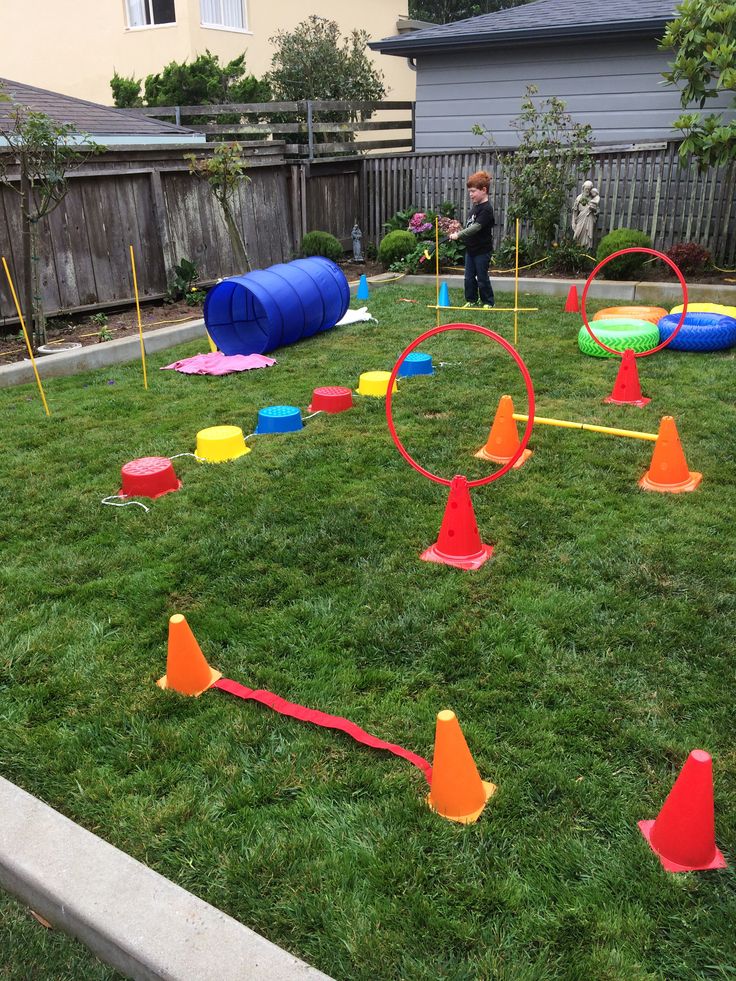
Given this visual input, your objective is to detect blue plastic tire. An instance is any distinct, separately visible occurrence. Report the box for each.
[657,313,736,352]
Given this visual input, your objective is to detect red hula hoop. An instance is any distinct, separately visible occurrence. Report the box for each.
[385,322,535,487]
[581,248,688,357]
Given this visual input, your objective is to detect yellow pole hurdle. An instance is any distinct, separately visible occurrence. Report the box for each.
[1,255,51,416]
[427,218,538,319]
[512,414,658,442]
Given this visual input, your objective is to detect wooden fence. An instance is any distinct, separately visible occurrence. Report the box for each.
[1,139,734,324]
[138,101,415,160]
[362,143,736,265]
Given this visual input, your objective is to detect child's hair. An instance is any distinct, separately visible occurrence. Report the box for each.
[467,170,491,191]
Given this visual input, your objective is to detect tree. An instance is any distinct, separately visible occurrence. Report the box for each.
[186,143,251,273]
[409,0,534,22]
[660,0,736,169]
[474,85,593,247]
[267,16,385,103]
[0,105,101,347]
[110,52,270,116]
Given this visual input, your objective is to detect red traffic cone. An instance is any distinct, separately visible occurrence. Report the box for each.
[638,750,727,872]
[564,285,579,313]
[421,475,493,571]
[603,348,651,407]
[475,395,532,468]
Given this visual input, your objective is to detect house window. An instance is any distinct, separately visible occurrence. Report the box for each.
[200,0,246,30]
[126,0,176,28]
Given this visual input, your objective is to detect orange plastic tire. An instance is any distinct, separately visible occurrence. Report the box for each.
[593,306,668,325]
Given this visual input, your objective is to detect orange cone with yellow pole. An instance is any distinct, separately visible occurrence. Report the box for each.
[639,416,702,493]
[475,395,532,468]
[157,614,222,696]
[427,710,496,823]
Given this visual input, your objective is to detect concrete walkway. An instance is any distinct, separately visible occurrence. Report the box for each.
[1,277,733,390]
[0,777,333,981]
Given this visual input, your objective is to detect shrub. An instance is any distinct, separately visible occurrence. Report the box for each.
[665,241,712,275]
[546,238,593,276]
[300,230,344,262]
[378,230,416,266]
[492,237,537,271]
[596,229,652,279]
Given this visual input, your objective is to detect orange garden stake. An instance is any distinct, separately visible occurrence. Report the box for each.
[639,416,702,493]
[157,614,222,696]
[427,710,496,823]
[638,750,727,872]
[476,395,532,468]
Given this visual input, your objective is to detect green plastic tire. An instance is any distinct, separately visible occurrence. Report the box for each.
[577,317,661,358]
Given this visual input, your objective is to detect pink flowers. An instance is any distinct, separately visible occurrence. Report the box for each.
[438,217,461,236]
[408,212,433,234]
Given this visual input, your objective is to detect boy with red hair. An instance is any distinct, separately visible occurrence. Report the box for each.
[449,170,495,308]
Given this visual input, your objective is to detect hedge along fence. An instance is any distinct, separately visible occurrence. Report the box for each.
[361,142,736,266]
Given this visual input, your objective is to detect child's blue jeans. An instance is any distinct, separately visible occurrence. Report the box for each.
[464,251,494,305]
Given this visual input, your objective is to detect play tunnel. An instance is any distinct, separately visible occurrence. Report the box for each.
[204,257,350,355]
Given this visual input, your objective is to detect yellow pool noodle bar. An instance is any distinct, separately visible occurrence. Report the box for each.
[512,414,658,442]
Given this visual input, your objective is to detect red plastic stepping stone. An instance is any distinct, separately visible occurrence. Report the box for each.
[120,456,181,499]
[308,386,353,413]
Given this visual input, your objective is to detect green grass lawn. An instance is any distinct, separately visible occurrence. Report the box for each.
[1,282,734,980]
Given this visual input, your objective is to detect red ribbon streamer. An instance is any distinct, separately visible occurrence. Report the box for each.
[213,678,432,784]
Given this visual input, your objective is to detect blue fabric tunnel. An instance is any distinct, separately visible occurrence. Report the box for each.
[204,257,350,355]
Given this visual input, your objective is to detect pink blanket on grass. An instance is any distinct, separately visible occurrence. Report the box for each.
[161,352,276,375]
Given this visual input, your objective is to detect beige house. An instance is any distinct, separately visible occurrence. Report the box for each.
[1,1,414,106]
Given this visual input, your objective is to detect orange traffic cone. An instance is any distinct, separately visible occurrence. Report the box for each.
[475,395,532,468]
[427,710,496,823]
[638,750,727,872]
[603,348,651,407]
[639,416,702,493]
[564,285,579,313]
[420,475,493,570]
[157,614,222,696]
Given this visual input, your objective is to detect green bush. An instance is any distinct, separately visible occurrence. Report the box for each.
[596,229,652,279]
[378,230,416,267]
[300,231,344,262]
[546,238,593,276]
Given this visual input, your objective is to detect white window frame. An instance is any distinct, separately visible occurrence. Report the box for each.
[125,0,177,30]
[200,0,248,33]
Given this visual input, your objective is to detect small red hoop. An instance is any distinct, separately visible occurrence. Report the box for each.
[581,248,688,357]
[385,322,535,487]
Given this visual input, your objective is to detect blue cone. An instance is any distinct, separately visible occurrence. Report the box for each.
[356,274,370,301]
[438,282,450,307]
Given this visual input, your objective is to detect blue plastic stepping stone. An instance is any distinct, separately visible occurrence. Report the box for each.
[398,351,434,377]
[255,405,303,434]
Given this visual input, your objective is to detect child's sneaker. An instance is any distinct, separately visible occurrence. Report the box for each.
[462,301,476,308]
[481,303,494,309]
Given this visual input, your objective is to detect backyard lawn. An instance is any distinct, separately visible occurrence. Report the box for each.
[0,281,734,980]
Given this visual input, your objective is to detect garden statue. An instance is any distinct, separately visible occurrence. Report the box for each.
[571,180,601,251]
[351,221,364,262]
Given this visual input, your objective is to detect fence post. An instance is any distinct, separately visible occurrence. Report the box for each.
[175,106,181,127]
[411,102,416,153]
[307,101,314,162]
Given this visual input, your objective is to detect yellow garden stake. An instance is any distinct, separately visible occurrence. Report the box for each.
[205,330,218,353]
[514,218,520,347]
[2,256,51,416]
[129,245,148,390]
[435,216,440,328]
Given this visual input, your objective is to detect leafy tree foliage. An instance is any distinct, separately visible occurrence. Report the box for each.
[110,52,270,110]
[409,0,534,22]
[266,16,385,104]
[186,143,252,272]
[660,0,736,169]
[474,85,593,247]
[0,106,101,345]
